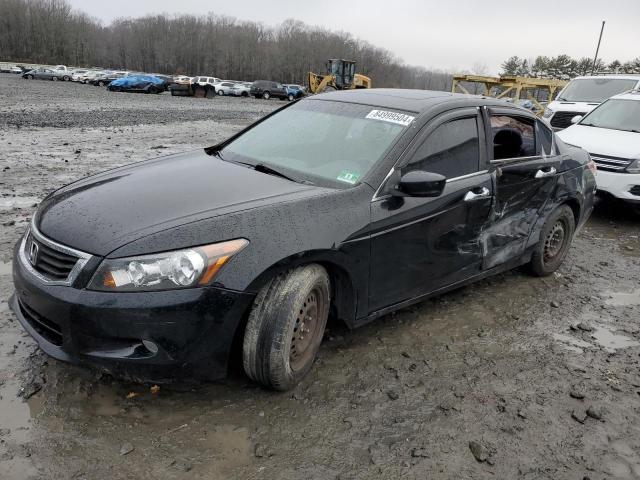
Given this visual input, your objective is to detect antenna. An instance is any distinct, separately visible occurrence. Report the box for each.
[591,21,605,75]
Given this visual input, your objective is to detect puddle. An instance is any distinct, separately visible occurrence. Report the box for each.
[605,289,640,307]
[553,333,593,353]
[590,326,640,352]
[0,197,39,210]
[0,261,12,276]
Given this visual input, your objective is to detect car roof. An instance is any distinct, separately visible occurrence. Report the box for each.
[569,75,640,82]
[312,88,514,114]
[610,90,640,101]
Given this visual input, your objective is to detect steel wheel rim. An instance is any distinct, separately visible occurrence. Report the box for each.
[290,288,323,371]
[543,220,566,262]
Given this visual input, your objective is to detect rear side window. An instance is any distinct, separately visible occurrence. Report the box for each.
[491,115,536,160]
[537,121,554,156]
[405,117,480,179]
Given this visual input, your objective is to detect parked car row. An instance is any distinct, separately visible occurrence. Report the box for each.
[15,63,309,101]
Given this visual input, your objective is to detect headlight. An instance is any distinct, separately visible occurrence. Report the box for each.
[626,159,640,174]
[543,108,554,118]
[88,239,248,292]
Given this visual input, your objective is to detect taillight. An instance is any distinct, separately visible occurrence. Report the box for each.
[587,158,597,175]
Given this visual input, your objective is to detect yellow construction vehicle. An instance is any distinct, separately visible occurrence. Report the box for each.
[307,59,372,94]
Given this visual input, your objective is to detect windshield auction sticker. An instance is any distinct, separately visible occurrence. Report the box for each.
[337,170,360,184]
[365,110,415,126]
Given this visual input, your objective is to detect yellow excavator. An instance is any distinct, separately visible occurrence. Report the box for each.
[307,59,372,94]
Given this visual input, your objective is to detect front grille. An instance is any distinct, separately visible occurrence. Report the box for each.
[590,154,633,173]
[25,234,79,280]
[550,111,584,129]
[630,185,640,196]
[19,300,63,346]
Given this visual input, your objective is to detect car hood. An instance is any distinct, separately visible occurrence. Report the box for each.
[547,100,600,114]
[557,125,640,158]
[36,150,324,256]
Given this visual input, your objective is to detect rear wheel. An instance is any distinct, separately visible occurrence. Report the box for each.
[243,264,330,391]
[287,94,295,101]
[52,76,58,81]
[63,75,70,81]
[529,205,575,276]
[262,91,271,100]
[26,74,34,79]
[98,80,105,86]
[217,89,224,95]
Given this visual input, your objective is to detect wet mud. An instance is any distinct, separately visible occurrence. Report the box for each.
[1,74,640,479]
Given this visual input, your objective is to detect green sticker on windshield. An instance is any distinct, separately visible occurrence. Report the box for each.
[337,170,360,184]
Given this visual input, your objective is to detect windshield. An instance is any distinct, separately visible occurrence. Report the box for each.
[580,98,640,132]
[558,78,638,103]
[220,100,413,188]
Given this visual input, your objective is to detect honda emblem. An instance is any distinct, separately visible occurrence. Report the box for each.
[28,240,39,266]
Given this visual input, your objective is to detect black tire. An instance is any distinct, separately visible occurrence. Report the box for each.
[63,75,70,81]
[52,76,58,81]
[243,264,330,391]
[262,91,271,100]
[217,89,224,96]
[529,205,575,276]
[241,91,248,97]
[287,94,295,101]
[27,74,34,79]
[98,80,105,86]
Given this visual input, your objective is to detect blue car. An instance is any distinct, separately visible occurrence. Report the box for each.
[284,84,306,101]
[108,75,166,94]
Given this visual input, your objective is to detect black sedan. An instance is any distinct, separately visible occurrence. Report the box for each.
[11,89,596,390]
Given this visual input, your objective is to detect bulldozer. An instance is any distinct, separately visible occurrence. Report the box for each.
[307,59,372,94]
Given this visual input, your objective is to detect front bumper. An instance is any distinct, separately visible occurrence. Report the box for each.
[595,170,640,204]
[11,241,255,382]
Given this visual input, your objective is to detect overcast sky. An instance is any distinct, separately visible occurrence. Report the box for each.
[68,0,639,74]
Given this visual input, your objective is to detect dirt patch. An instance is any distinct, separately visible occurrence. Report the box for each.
[1,74,640,479]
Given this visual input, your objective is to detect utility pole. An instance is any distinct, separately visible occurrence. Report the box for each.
[591,21,605,75]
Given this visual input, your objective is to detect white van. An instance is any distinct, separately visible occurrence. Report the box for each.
[544,75,640,130]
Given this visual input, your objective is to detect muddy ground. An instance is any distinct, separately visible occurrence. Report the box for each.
[1,73,639,480]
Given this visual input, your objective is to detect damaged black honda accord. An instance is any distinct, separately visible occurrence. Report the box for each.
[11,89,596,390]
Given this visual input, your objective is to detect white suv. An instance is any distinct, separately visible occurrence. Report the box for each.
[557,91,640,205]
[544,75,640,130]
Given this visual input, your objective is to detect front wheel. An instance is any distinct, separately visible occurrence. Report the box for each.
[529,205,575,276]
[63,75,70,81]
[262,91,271,100]
[217,89,224,96]
[287,94,295,101]
[52,76,58,81]
[243,264,330,391]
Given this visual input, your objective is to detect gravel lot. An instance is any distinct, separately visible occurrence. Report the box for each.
[1,73,640,480]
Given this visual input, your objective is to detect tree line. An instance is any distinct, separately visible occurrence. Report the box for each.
[0,0,455,90]
[501,55,640,79]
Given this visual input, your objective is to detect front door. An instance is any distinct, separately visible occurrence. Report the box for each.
[368,109,492,313]
[481,108,563,268]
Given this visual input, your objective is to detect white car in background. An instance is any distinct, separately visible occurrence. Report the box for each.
[229,82,252,97]
[544,75,640,130]
[216,81,237,95]
[558,91,640,207]
[193,76,222,92]
[71,69,89,82]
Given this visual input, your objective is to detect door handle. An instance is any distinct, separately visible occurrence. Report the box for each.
[534,167,557,178]
[464,187,491,202]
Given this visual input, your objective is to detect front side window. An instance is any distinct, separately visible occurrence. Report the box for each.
[579,99,640,133]
[491,115,536,160]
[221,100,412,188]
[405,117,480,179]
[558,78,638,103]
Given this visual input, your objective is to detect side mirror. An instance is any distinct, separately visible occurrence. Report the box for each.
[390,170,446,197]
[570,115,583,125]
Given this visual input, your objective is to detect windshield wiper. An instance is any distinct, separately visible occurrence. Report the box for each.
[253,163,297,182]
